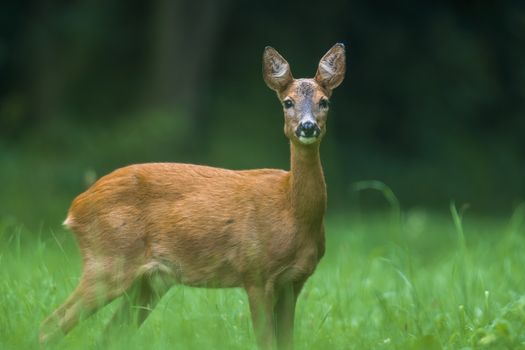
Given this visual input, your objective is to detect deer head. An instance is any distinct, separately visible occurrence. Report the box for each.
[263,43,346,146]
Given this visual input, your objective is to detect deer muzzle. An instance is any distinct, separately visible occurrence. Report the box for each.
[296,121,321,144]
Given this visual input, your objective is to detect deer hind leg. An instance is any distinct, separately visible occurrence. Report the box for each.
[105,267,172,332]
[39,258,137,345]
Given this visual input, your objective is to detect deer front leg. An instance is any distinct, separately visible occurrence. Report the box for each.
[274,284,295,350]
[245,285,276,350]
[274,280,305,350]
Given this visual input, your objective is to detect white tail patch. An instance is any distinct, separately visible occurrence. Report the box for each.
[62,215,74,228]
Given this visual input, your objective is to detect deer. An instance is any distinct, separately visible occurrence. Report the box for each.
[39,43,346,349]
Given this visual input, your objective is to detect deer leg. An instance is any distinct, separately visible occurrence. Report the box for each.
[245,284,276,350]
[274,279,306,350]
[39,283,85,344]
[274,284,296,350]
[106,278,152,330]
[39,268,135,345]
[106,271,171,331]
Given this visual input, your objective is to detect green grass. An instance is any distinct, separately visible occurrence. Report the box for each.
[1,205,525,350]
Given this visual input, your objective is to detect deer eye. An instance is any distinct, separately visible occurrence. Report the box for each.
[319,98,329,109]
[283,100,294,109]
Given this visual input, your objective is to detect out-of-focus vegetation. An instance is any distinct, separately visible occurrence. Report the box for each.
[1,1,524,227]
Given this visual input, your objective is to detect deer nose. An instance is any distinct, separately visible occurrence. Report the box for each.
[296,121,320,138]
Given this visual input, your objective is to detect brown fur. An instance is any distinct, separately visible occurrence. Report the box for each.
[39,44,346,350]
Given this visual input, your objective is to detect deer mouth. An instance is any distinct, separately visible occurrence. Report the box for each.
[298,135,318,144]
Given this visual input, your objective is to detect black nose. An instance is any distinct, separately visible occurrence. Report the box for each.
[297,121,320,138]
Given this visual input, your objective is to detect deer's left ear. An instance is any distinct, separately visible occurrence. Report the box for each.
[315,43,346,91]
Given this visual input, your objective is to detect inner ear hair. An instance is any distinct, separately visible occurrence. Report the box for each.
[315,43,346,91]
[263,46,293,91]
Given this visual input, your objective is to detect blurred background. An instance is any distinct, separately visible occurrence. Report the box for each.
[0,0,524,228]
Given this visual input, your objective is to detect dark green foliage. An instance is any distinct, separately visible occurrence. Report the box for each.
[0,1,524,220]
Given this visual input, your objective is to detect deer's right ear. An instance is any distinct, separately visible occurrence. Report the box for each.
[263,47,293,92]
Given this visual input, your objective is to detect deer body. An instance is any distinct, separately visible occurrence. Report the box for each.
[68,160,324,289]
[40,44,345,349]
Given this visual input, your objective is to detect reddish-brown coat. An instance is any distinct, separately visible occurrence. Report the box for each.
[67,161,323,289]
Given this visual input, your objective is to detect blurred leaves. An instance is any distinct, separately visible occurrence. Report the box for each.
[0,0,524,222]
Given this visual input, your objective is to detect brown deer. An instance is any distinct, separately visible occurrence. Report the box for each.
[39,43,346,349]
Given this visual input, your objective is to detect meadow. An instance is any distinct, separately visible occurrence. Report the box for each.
[1,197,524,350]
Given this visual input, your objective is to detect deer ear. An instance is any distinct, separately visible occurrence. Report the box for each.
[263,46,293,92]
[315,43,346,91]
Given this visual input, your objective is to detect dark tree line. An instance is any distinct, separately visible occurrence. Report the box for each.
[1,0,524,212]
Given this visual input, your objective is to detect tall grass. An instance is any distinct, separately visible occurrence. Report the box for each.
[1,203,525,349]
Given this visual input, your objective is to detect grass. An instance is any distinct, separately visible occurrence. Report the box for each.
[1,204,525,349]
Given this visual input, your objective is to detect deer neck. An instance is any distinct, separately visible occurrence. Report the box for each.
[289,142,327,228]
